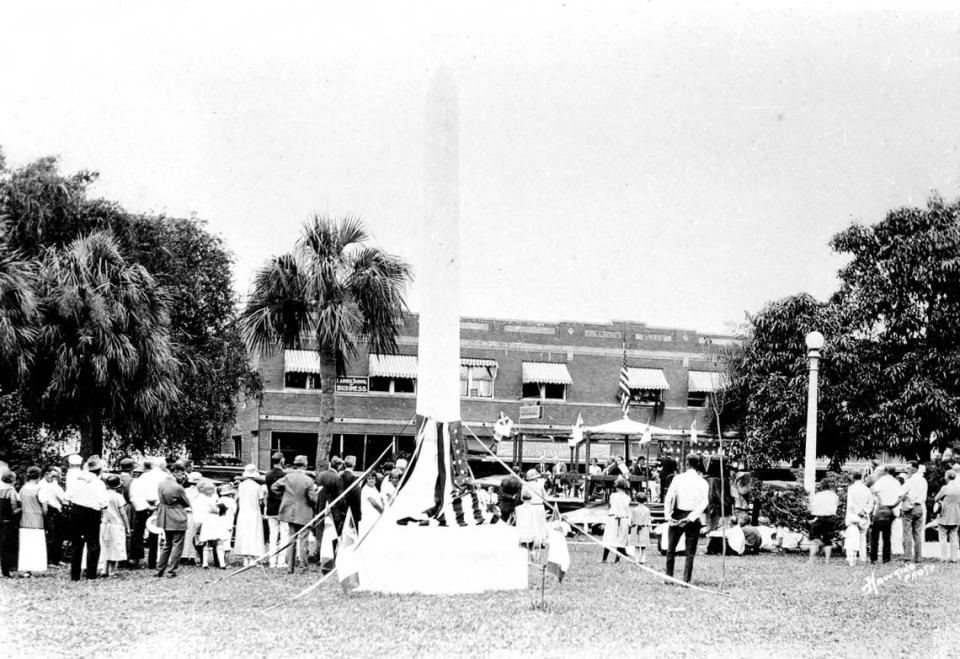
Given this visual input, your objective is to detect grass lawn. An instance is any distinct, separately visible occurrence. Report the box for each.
[1,542,956,658]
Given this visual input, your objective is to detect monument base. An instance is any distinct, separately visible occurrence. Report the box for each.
[356,522,528,594]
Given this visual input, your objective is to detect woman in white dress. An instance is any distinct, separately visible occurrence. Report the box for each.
[359,473,384,538]
[182,472,202,563]
[516,469,548,549]
[233,466,265,566]
[18,467,47,574]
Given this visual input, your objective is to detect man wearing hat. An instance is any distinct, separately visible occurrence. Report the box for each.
[129,458,166,569]
[272,455,318,574]
[64,455,108,581]
[154,466,191,578]
[340,455,363,530]
[117,457,136,503]
[264,452,289,569]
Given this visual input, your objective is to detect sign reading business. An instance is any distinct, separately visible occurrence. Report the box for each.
[335,376,369,393]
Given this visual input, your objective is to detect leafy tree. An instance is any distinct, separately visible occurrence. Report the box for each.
[0,154,260,459]
[119,215,261,459]
[241,215,412,468]
[830,195,960,457]
[727,293,865,469]
[0,390,66,475]
[27,231,181,455]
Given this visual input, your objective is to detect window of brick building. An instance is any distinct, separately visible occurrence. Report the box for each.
[460,364,496,398]
[369,376,416,394]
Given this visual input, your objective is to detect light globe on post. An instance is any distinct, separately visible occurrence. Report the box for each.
[803,330,824,493]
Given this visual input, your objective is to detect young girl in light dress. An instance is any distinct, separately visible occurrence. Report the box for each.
[600,478,631,563]
[196,481,235,569]
[628,492,652,564]
[233,467,266,566]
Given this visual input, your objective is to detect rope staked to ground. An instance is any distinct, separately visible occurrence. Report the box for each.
[463,423,728,597]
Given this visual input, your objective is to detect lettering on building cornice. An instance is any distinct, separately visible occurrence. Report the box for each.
[504,324,556,335]
[585,329,622,339]
[636,332,674,342]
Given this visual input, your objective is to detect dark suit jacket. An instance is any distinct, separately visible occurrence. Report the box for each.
[273,470,317,526]
[340,469,362,525]
[156,478,191,531]
[315,468,345,531]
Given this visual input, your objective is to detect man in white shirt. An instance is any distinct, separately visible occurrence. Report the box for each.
[900,461,928,563]
[64,455,108,581]
[870,465,903,564]
[128,458,167,569]
[38,466,68,565]
[807,480,840,564]
[663,454,709,583]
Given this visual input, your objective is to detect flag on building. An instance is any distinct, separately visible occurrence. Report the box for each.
[336,509,360,592]
[568,412,584,448]
[618,350,631,414]
[546,527,570,582]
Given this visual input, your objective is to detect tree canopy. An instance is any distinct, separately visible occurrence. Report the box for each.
[728,195,960,468]
[0,150,259,462]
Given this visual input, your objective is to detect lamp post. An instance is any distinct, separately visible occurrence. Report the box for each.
[804,331,825,494]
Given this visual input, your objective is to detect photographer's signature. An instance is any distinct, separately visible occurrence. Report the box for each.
[861,563,936,595]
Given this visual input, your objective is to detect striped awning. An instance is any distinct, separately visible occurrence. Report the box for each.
[369,354,418,379]
[522,361,573,385]
[625,367,670,390]
[284,350,321,374]
[688,370,729,393]
[460,357,499,368]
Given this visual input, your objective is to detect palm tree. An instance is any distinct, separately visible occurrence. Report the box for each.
[31,231,181,455]
[241,215,412,468]
[0,249,38,387]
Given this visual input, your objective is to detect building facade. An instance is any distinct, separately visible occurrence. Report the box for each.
[228,315,738,471]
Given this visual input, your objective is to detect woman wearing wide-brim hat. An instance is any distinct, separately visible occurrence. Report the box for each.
[233,465,266,566]
[516,469,548,550]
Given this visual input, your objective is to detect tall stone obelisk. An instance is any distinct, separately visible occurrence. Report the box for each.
[416,68,461,423]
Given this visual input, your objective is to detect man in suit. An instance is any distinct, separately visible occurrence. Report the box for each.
[272,455,318,573]
[155,465,191,578]
[340,455,363,529]
[264,452,288,569]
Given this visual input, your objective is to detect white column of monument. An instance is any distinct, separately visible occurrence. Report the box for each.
[416,67,461,423]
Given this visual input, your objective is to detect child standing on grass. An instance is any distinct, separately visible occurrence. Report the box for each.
[99,474,129,577]
[600,478,631,563]
[629,492,652,564]
[195,480,225,568]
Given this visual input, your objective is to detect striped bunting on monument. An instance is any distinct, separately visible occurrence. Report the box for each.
[396,417,496,527]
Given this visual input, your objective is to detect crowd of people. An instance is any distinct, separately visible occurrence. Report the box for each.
[0,451,412,580]
[808,451,960,567]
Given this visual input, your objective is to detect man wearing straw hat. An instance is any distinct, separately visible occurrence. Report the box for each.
[154,465,191,578]
[271,455,318,574]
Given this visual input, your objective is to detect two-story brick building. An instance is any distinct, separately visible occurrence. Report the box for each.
[228,314,738,472]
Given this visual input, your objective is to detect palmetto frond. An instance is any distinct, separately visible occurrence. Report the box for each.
[33,230,181,422]
[347,247,412,355]
[0,249,39,379]
[240,253,314,355]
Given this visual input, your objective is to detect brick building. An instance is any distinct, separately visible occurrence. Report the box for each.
[228,314,738,472]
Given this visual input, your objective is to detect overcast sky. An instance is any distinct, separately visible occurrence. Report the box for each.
[2,2,958,333]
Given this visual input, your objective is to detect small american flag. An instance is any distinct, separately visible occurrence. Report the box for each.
[618,350,631,414]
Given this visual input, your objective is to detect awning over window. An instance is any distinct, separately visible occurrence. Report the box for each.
[369,354,418,379]
[460,357,499,368]
[522,361,573,385]
[625,367,670,390]
[688,370,729,393]
[284,350,321,374]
